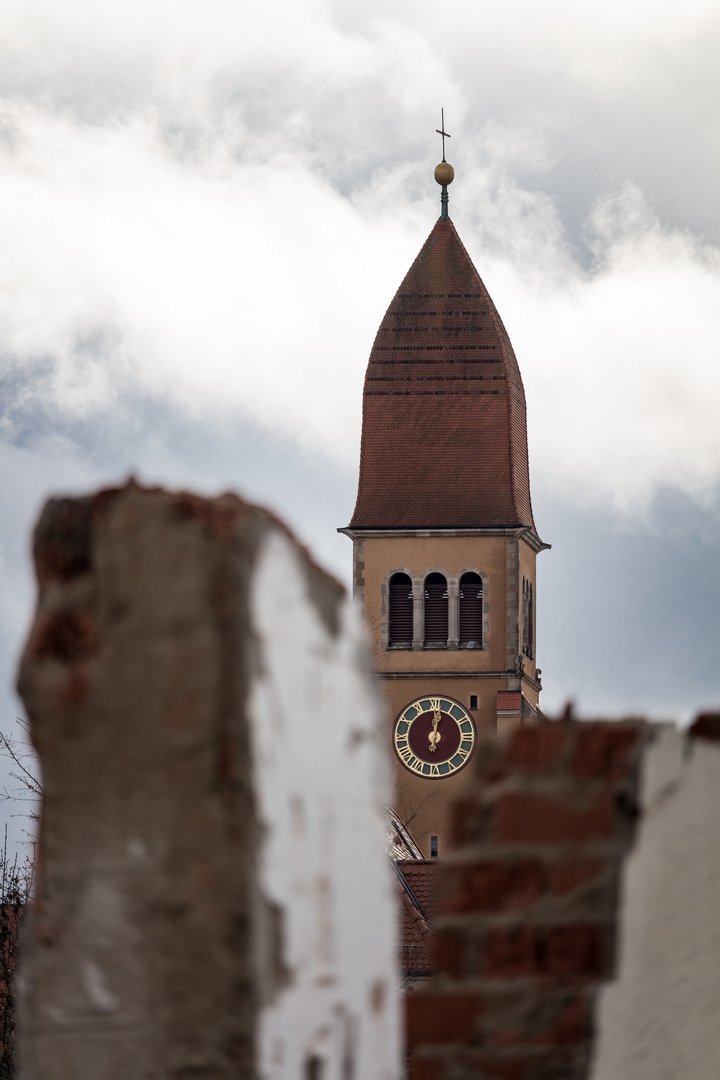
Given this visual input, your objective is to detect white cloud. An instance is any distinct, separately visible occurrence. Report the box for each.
[1,0,719,811]
[493,183,720,511]
[0,0,718,518]
[2,99,720,515]
[0,103,424,445]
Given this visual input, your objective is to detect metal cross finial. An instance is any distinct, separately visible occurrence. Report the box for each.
[436,109,451,162]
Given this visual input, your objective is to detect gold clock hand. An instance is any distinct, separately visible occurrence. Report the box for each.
[429,709,442,752]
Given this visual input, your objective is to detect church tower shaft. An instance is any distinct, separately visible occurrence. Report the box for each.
[341,159,548,857]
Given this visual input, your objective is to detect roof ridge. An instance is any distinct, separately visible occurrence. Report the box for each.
[392,859,429,923]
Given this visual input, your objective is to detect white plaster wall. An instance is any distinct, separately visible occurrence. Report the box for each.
[591,724,720,1080]
[249,530,400,1080]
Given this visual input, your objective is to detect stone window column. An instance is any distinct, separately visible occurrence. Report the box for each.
[380,577,389,651]
[412,576,424,651]
[447,578,459,649]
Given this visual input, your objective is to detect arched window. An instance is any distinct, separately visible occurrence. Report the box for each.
[388,573,413,646]
[459,572,483,647]
[522,578,534,658]
[424,573,448,646]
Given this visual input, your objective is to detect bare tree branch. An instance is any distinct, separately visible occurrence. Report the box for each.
[0,825,33,1078]
[0,720,42,824]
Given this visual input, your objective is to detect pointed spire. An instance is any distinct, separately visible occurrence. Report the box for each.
[349,218,536,531]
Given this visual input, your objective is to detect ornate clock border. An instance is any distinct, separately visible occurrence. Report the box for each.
[393,695,476,779]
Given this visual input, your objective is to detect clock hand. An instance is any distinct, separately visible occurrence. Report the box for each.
[429,709,441,752]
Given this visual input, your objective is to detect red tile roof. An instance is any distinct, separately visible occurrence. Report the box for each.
[396,860,437,977]
[399,859,437,918]
[496,691,522,712]
[349,218,535,530]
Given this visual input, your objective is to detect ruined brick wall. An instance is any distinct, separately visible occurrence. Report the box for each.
[17,482,400,1080]
[406,721,646,1080]
[15,480,720,1080]
[589,719,720,1080]
[406,716,720,1080]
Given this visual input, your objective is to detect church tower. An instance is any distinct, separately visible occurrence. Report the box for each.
[340,148,549,857]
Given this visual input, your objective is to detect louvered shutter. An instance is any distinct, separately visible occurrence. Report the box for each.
[527,583,533,658]
[424,573,448,645]
[389,573,413,645]
[459,572,483,646]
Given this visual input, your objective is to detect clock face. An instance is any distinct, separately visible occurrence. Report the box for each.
[393,696,476,779]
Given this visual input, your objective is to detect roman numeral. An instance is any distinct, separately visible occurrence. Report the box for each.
[397,744,422,771]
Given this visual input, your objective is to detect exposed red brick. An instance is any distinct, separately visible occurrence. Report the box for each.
[406,992,483,1047]
[506,726,567,772]
[572,725,640,781]
[476,1064,526,1080]
[543,927,603,978]
[474,1050,584,1080]
[348,218,536,530]
[483,925,603,980]
[430,932,464,977]
[548,859,606,896]
[31,612,99,665]
[437,860,543,915]
[34,497,96,584]
[529,994,592,1046]
[407,720,645,1070]
[406,1059,445,1080]
[171,490,249,540]
[468,1055,541,1080]
[484,927,536,977]
[494,792,615,844]
[473,739,515,785]
[458,1050,586,1080]
[484,992,592,1049]
[59,668,90,708]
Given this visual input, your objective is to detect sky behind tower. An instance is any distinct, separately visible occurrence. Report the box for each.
[1,0,719,839]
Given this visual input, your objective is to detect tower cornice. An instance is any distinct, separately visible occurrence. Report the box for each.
[338,525,550,554]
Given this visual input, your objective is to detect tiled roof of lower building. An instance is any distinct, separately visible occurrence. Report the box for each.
[395,859,437,979]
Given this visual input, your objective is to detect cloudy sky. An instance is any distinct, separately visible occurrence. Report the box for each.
[1,0,719,836]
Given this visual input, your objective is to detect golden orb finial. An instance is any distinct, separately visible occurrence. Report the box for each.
[434,161,455,186]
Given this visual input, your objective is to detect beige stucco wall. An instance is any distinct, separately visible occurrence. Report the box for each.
[350,531,539,856]
[358,534,535,674]
[385,674,508,858]
[591,726,720,1080]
